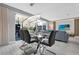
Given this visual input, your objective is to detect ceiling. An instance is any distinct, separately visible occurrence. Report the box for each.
[4,3,79,21]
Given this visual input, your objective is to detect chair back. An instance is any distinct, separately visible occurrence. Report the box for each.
[48,31,56,46]
[20,29,31,43]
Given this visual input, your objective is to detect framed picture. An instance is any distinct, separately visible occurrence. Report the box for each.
[59,24,70,31]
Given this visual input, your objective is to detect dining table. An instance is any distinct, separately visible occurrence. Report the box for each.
[30,32,50,54]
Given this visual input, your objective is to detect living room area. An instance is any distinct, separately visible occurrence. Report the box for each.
[0,3,79,55]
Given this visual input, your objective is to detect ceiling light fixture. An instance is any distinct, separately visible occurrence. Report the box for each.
[30,3,35,6]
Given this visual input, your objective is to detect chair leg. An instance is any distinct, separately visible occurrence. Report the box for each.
[39,45,56,55]
[46,49,56,55]
[34,41,41,54]
[39,45,46,55]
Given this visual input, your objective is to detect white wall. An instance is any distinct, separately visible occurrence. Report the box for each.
[7,8,15,42]
[56,19,75,34]
[5,3,79,21]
